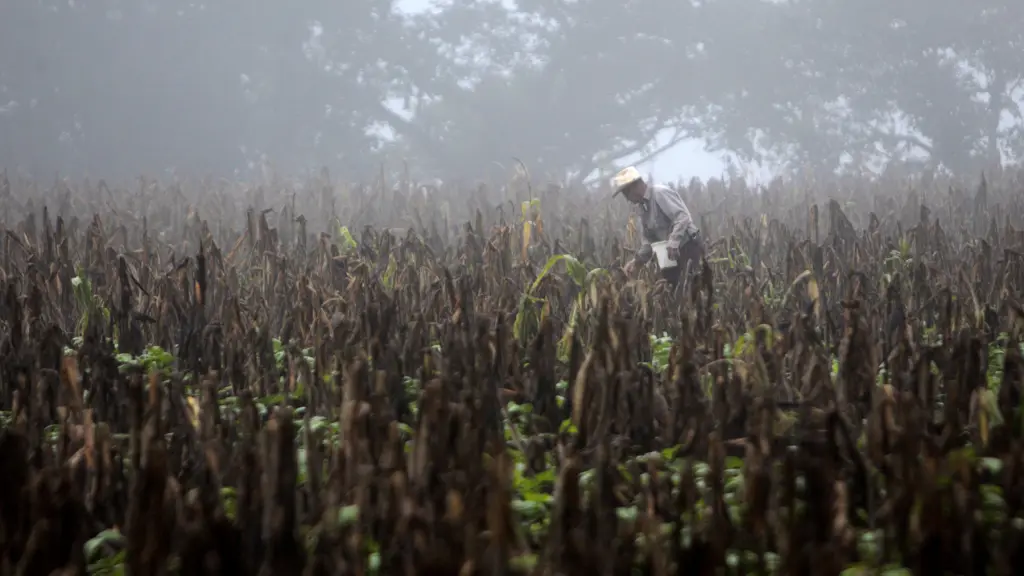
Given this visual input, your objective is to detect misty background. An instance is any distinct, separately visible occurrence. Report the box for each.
[1,0,1021,186]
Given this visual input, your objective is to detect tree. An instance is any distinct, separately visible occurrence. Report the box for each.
[387,0,711,184]
[694,0,1024,175]
[404,0,1024,179]
[4,0,1021,181]
[0,0,428,179]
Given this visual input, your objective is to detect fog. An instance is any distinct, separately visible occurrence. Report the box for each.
[2,0,1022,185]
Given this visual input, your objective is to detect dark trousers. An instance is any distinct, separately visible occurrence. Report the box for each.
[661,234,705,288]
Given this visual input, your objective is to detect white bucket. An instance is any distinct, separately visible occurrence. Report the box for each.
[651,240,677,269]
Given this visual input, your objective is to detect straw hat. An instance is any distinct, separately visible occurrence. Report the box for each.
[611,166,642,196]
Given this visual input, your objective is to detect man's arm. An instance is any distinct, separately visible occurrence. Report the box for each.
[653,186,695,250]
[635,239,653,265]
[624,239,652,275]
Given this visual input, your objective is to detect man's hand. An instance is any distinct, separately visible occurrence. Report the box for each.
[667,245,680,262]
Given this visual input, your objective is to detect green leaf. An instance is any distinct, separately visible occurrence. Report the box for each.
[733,332,750,357]
[980,457,1004,474]
[381,253,398,290]
[726,551,739,567]
[297,447,308,485]
[511,499,547,519]
[522,492,553,504]
[564,257,587,288]
[520,198,541,222]
[308,415,328,434]
[559,418,577,435]
[510,553,538,573]
[981,484,1005,509]
[331,219,358,253]
[88,550,126,575]
[513,293,544,343]
[556,302,580,363]
[648,333,675,373]
[221,486,238,520]
[85,529,124,561]
[338,504,360,526]
[530,254,586,294]
[584,267,610,287]
[616,506,638,522]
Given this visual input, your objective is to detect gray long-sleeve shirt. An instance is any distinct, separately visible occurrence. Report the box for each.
[634,184,698,265]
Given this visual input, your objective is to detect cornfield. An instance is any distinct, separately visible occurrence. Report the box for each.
[2,168,1024,575]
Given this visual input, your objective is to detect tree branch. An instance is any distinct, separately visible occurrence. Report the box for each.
[582,126,691,186]
[870,127,934,155]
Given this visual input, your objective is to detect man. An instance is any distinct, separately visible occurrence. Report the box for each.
[612,166,704,287]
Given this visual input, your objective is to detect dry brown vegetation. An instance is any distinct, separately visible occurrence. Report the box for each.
[2,168,1024,575]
